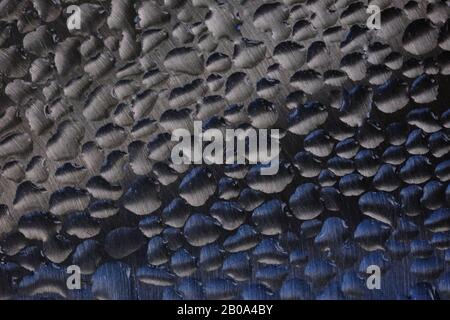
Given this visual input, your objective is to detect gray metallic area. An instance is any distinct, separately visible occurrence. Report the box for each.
[0,0,450,300]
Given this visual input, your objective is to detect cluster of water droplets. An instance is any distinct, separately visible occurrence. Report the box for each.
[0,0,450,299]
